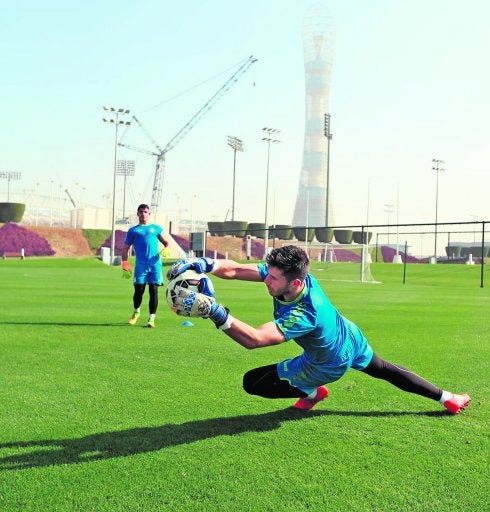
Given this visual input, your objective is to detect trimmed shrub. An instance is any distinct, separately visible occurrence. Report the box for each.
[352,231,373,244]
[207,221,225,237]
[315,227,334,243]
[0,223,54,256]
[248,223,266,239]
[271,224,293,240]
[0,203,26,223]
[293,227,315,242]
[83,229,111,253]
[223,221,248,237]
[334,229,353,244]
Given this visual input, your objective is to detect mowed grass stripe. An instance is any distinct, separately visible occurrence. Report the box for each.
[0,258,488,512]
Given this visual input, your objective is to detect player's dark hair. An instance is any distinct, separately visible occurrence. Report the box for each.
[137,204,150,212]
[266,245,309,281]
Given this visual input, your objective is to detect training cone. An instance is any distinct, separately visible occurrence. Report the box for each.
[182,320,194,327]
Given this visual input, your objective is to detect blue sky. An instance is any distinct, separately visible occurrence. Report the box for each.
[1,0,488,228]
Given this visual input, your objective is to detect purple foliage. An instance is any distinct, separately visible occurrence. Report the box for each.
[172,234,229,258]
[171,234,190,253]
[242,238,264,260]
[0,223,55,256]
[333,248,361,262]
[381,245,422,263]
[98,230,127,256]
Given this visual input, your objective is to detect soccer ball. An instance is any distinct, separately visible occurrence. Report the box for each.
[166,269,215,313]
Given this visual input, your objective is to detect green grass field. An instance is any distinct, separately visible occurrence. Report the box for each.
[0,258,488,511]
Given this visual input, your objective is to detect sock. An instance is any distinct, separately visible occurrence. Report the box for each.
[149,314,155,321]
[439,390,452,404]
[134,308,140,314]
[306,389,318,400]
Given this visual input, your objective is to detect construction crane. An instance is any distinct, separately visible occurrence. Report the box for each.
[119,55,257,213]
[65,189,76,208]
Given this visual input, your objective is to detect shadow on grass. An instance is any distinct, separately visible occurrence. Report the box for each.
[0,408,445,471]
[1,321,130,327]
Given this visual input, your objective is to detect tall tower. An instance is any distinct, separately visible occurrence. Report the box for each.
[292,3,335,228]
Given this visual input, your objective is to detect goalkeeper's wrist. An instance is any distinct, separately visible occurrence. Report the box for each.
[209,302,232,330]
[197,257,217,274]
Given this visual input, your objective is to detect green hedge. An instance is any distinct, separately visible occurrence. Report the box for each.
[334,229,353,244]
[83,229,111,252]
[315,227,334,243]
[0,203,25,223]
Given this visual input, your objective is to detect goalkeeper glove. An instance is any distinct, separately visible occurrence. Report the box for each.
[121,260,132,279]
[166,257,216,280]
[171,289,232,330]
[122,260,132,272]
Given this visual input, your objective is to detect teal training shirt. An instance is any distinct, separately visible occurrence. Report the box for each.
[258,264,373,389]
[125,223,163,267]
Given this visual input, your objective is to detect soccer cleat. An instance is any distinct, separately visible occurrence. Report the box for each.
[443,393,471,415]
[146,319,155,328]
[292,386,329,411]
[128,312,140,325]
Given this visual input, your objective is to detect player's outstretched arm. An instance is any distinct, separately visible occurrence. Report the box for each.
[167,257,261,282]
[170,289,284,349]
[221,318,285,349]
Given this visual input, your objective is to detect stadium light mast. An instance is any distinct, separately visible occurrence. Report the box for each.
[227,135,244,221]
[262,127,281,258]
[432,158,445,264]
[384,204,394,246]
[324,113,333,227]
[116,159,135,223]
[0,171,22,202]
[102,107,131,264]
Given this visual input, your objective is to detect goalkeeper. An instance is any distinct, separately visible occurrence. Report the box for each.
[121,204,170,328]
[167,245,470,414]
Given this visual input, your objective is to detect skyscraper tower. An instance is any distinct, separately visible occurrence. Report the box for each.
[292,3,335,228]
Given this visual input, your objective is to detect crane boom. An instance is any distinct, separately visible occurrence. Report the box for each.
[64,189,76,208]
[162,55,257,154]
[132,116,164,154]
[150,55,257,212]
[118,143,159,157]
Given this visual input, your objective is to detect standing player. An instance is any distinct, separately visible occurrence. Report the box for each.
[167,245,471,414]
[122,204,170,328]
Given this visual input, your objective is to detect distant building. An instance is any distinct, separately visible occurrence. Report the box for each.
[292,3,335,228]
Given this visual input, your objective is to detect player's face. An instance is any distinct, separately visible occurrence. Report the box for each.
[137,207,150,224]
[264,266,296,299]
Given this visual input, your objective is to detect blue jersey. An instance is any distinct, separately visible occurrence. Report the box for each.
[258,264,373,393]
[125,223,164,285]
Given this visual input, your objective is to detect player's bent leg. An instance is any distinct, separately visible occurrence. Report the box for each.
[243,364,306,399]
[148,283,159,314]
[132,284,146,309]
[362,353,471,413]
[129,284,146,324]
[147,284,159,327]
[361,353,442,399]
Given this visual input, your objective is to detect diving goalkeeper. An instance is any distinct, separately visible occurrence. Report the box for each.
[167,245,470,414]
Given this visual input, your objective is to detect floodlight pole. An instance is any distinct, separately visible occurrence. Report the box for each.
[324,113,333,227]
[384,204,394,246]
[103,107,131,264]
[261,127,281,258]
[116,159,135,222]
[0,171,22,202]
[227,135,244,221]
[432,158,445,263]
